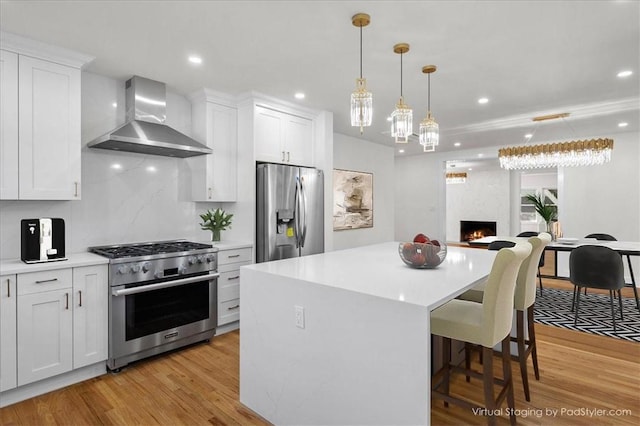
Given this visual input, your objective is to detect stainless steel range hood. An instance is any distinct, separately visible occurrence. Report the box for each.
[88,76,211,158]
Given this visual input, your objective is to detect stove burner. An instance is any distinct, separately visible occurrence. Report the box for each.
[89,240,213,259]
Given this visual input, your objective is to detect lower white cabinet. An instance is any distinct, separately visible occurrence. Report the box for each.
[217,246,252,328]
[14,265,107,387]
[0,275,17,391]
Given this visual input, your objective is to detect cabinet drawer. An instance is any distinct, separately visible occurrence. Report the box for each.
[218,273,239,302]
[18,268,72,295]
[217,248,252,265]
[218,298,240,325]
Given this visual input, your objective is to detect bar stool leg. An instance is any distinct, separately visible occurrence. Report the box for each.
[502,336,516,426]
[516,310,530,401]
[527,304,540,380]
[482,346,496,426]
[443,337,451,407]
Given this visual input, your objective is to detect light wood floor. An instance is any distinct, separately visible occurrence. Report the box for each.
[2,277,639,426]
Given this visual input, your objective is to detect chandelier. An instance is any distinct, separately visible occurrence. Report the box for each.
[446,172,467,184]
[498,112,614,170]
[350,13,372,134]
[419,65,438,152]
[391,43,412,143]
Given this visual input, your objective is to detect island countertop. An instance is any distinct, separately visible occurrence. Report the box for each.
[241,241,497,309]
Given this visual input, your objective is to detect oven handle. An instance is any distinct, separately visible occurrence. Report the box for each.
[112,272,220,297]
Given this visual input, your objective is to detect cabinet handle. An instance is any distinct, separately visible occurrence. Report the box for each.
[78,290,83,307]
[74,182,79,197]
[208,187,212,199]
[287,151,290,162]
[282,151,286,162]
[6,279,10,298]
[227,304,240,310]
[227,275,240,281]
[65,293,69,310]
[35,278,58,284]
[227,254,240,258]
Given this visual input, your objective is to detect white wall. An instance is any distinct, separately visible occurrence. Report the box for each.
[332,133,394,250]
[0,72,216,260]
[446,169,510,242]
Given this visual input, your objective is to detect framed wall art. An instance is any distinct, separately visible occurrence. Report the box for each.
[333,169,373,231]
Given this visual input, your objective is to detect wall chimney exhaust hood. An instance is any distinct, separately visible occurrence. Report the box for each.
[88,76,212,158]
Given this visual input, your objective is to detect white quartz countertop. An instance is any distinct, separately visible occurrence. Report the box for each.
[207,241,253,251]
[0,252,109,275]
[242,242,497,309]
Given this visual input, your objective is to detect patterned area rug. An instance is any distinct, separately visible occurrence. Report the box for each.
[534,287,640,343]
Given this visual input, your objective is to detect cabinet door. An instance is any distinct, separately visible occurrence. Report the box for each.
[0,50,19,200]
[254,106,285,163]
[191,102,238,202]
[72,265,108,368]
[0,275,17,391]
[284,114,313,167]
[18,55,81,200]
[17,289,73,385]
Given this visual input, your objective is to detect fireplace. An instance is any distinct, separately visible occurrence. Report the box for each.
[460,220,497,242]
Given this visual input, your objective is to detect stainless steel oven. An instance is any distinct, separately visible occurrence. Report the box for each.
[90,240,218,371]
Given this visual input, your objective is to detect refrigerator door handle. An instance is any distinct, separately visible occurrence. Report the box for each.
[294,177,301,248]
[300,177,308,247]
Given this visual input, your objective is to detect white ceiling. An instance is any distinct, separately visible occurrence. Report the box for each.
[1,0,638,158]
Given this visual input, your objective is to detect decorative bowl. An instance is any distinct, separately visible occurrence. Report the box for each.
[398,241,447,269]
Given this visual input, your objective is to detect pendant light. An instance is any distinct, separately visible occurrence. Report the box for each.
[350,13,372,134]
[391,43,412,144]
[419,65,439,152]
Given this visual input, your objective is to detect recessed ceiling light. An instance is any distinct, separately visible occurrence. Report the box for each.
[110,163,122,170]
[398,149,405,153]
[454,142,461,147]
[477,97,489,104]
[146,166,157,173]
[294,92,305,99]
[188,56,202,65]
[478,153,484,157]
[468,168,473,171]
[386,116,392,122]
[617,70,633,78]
[112,102,117,108]
[525,133,533,139]
[618,122,628,127]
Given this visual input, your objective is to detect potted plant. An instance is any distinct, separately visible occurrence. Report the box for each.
[199,208,233,242]
[525,193,556,235]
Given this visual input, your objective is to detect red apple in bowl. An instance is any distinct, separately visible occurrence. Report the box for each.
[413,233,430,244]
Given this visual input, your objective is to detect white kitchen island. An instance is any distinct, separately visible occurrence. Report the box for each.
[239,242,497,425]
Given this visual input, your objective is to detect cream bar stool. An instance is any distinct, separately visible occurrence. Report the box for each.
[431,243,531,426]
[459,233,551,402]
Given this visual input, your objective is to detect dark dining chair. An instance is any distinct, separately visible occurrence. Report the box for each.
[517,232,545,293]
[488,240,516,251]
[584,233,639,313]
[569,245,625,333]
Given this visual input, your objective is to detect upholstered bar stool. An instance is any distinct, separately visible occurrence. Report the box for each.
[458,233,551,402]
[517,231,546,293]
[431,243,531,426]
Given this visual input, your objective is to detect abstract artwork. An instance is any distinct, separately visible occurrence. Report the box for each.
[333,169,373,230]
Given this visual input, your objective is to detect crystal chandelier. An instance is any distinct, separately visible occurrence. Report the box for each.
[350,13,372,134]
[419,65,438,152]
[498,113,614,170]
[391,43,412,143]
[446,172,467,184]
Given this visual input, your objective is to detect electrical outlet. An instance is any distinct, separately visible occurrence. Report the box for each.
[294,305,305,329]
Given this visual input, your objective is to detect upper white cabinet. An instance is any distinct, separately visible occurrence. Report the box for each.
[0,32,92,200]
[254,105,313,167]
[0,275,17,392]
[188,89,238,202]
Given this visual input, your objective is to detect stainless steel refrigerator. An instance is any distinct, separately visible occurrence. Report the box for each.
[256,163,324,263]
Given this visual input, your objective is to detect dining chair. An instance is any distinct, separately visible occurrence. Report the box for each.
[431,242,531,425]
[583,233,639,312]
[570,245,625,333]
[517,231,545,293]
[459,233,551,402]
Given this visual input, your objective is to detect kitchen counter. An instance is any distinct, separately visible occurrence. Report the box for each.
[0,252,109,275]
[239,242,497,425]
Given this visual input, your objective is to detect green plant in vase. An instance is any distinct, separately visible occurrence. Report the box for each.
[199,208,233,242]
[525,193,557,236]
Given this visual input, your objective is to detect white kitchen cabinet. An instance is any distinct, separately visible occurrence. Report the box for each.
[0,275,17,392]
[188,90,238,202]
[72,265,108,369]
[0,33,91,201]
[17,269,73,386]
[0,50,19,199]
[217,246,252,329]
[254,105,313,167]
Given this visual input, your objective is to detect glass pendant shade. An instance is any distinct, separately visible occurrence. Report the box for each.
[419,112,438,152]
[391,97,413,143]
[351,78,373,134]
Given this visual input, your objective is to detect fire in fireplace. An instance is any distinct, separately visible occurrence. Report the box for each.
[460,220,497,242]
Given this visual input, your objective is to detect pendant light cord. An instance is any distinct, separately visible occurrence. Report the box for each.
[400,52,404,98]
[359,25,363,79]
[427,73,431,112]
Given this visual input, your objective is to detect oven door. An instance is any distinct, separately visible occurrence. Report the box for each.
[110,272,218,360]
